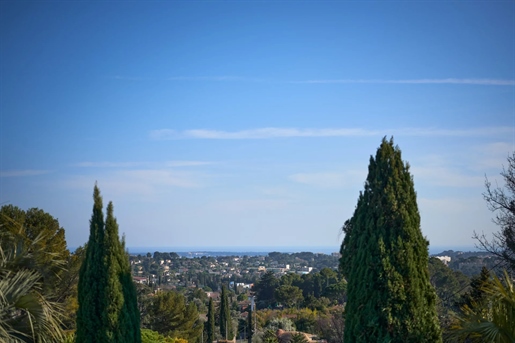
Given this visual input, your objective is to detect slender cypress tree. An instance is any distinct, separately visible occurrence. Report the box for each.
[105,202,141,342]
[207,297,215,343]
[77,186,141,343]
[247,305,253,343]
[76,185,107,343]
[219,285,233,340]
[340,137,442,342]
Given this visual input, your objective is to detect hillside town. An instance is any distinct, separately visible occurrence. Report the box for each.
[129,251,341,291]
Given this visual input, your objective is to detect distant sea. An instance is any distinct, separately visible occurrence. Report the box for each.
[119,245,480,257]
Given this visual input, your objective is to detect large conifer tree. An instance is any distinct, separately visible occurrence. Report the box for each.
[340,137,441,343]
[76,185,141,343]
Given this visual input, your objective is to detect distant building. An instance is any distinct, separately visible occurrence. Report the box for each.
[132,276,148,284]
[435,256,451,265]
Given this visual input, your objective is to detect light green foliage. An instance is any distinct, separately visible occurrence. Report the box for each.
[266,317,295,331]
[0,206,82,331]
[146,290,202,342]
[141,328,186,343]
[449,270,515,342]
[76,186,141,343]
[0,228,65,342]
[340,137,442,342]
[0,205,69,294]
[289,333,309,343]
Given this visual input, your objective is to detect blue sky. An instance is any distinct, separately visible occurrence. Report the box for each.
[1,1,514,251]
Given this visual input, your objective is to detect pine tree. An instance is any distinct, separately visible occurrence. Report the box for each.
[76,185,141,343]
[340,137,442,343]
[207,297,215,343]
[219,285,233,340]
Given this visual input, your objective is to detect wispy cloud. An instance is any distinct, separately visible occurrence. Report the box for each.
[74,162,142,168]
[63,169,205,200]
[167,76,263,82]
[74,161,212,168]
[292,78,515,86]
[111,75,263,82]
[111,76,515,86]
[150,126,512,140]
[0,170,50,177]
[411,165,484,188]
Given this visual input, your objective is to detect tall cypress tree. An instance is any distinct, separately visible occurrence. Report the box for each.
[219,285,233,340]
[340,137,441,343]
[247,305,253,343]
[77,186,141,343]
[207,297,215,343]
[105,201,141,342]
[76,185,107,343]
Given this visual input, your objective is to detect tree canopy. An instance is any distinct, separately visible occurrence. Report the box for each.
[145,290,202,341]
[76,185,141,343]
[340,137,442,342]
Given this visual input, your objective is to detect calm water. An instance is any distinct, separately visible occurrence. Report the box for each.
[121,245,479,257]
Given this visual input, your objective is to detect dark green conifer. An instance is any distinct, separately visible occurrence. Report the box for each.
[340,137,442,342]
[219,285,233,340]
[207,297,215,343]
[76,185,107,343]
[76,185,141,343]
[247,305,253,343]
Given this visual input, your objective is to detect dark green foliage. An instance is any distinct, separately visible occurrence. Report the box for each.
[340,137,442,342]
[146,290,202,341]
[76,185,141,343]
[247,305,253,343]
[76,186,106,343]
[262,329,279,343]
[290,333,309,343]
[457,266,491,310]
[207,297,215,343]
[219,285,233,339]
[275,285,303,308]
[254,271,279,309]
[428,257,470,335]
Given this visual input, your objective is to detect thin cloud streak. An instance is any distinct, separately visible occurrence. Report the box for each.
[74,162,142,168]
[165,161,213,167]
[74,161,212,168]
[150,126,512,140]
[111,75,264,82]
[111,76,514,86]
[0,170,50,177]
[293,78,515,86]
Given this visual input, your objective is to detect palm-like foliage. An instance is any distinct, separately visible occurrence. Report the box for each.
[0,218,65,343]
[289,333,309,343]
[449,270,515,343]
